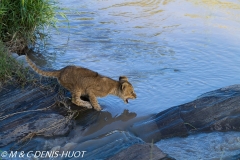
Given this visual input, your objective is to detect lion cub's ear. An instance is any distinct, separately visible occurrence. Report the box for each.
[119,76,128,82]
[121,82,128,90]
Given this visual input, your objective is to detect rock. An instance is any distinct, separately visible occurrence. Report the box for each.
[51,146,61,152]
[108,143,174,160]
[0,81,73,148]
[61,142,77,151]
[16,55,30,68]
[156,131,240,160]
[11,52,19,59]
[0,113,73,147]
[131,84,240,143]
[70,130,144,160]
[16,55,26,62]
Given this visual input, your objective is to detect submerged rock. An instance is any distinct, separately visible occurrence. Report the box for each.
[70,130,144,160]
[108,143,174,160]
[156,131,240,160]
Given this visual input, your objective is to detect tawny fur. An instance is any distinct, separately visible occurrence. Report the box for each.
[26,56,136,111]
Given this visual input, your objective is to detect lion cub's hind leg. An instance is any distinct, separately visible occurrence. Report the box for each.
[71,91,92,109]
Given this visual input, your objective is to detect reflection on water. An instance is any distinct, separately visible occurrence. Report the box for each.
[76,109,137,138]
[31,0,240,159]
[33,110,145,157]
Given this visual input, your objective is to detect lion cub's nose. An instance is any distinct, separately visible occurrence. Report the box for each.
[133,93,137,99]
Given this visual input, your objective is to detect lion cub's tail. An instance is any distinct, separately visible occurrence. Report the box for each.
[26,55,60,78]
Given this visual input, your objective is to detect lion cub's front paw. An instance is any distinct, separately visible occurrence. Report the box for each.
[82,101,93,109]
[93,105,102,111]
[95,107,102,111]
[73,100,93,109]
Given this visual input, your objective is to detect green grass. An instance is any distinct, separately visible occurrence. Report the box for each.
[0,41,30,85]
[0,0,59,53]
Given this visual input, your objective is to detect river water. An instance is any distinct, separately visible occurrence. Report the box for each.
[32,0,240,159]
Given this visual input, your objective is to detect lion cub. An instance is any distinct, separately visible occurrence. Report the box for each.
[26,56,136,111]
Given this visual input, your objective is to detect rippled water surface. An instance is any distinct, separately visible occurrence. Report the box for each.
[32,0,240,159]
[37,0,240,116]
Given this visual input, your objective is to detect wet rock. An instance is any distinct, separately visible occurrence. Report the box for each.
[11,52,19,59]
[131,84,240,142]
[51,146,61,152]
[0,82,74,148]
[70,130,144,160]
[231,154,240,160]
[0,111,73,148]
[16,55,29,68]
[61,142,77,151]
[156,131,240,160]
[108,143,174,160]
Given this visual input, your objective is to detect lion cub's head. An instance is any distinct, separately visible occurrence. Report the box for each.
[119,76,137,103]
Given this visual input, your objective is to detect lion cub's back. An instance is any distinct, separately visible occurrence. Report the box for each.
[60,65,99,78]
[58,66,101,89]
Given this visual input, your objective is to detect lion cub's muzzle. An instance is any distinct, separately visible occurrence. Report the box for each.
[133,93,137,99]
[125,92,137,103]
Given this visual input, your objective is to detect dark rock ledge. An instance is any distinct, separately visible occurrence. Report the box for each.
[131,84,240,143]
[0,79,75,148]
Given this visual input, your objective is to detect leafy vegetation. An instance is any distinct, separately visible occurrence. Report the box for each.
[0,0,58,53]
[0,0,65,85]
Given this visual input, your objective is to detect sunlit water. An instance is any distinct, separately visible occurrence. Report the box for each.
[32,0,240,159]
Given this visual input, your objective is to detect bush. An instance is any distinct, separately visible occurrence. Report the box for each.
[0,0,58,54]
